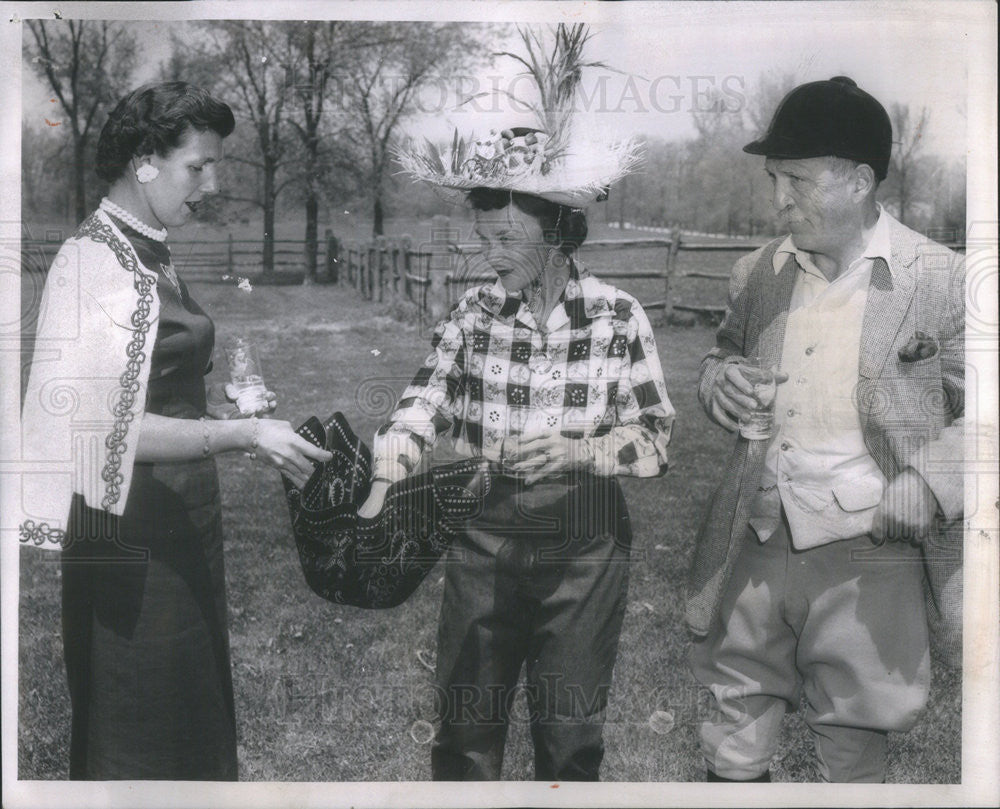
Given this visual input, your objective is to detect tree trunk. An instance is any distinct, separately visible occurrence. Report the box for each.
[263,162,276,277]
[303,122,320,283]
[373,195,384,237]
[73,134,87,224]
[304,192,318,284]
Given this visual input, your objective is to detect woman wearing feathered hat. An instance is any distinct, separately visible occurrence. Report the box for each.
[363,25,676,780]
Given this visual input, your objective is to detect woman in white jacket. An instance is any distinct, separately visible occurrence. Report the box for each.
[19,81,329,780]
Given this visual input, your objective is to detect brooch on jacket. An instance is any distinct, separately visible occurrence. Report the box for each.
[898,330,939,362]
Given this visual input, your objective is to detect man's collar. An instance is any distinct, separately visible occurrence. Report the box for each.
[860,204,893,265]
[771,235,801,275]
[772,204,895,276]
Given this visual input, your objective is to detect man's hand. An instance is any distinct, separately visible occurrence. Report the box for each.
[871,468,940,545]
[707,360,787,431]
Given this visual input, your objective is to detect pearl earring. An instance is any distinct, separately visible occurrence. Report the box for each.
[136,164,159,184]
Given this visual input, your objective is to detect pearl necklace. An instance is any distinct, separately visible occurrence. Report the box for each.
[99,198,168,242]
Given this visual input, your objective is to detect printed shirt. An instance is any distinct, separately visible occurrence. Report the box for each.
[749,206,893,549]
[373,262,674,482]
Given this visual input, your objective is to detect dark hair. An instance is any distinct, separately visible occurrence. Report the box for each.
[466,187,588,256]
[95,81,236,183]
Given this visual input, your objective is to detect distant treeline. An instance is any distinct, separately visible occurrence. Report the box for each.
[24,21,967,281]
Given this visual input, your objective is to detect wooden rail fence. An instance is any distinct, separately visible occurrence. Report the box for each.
[330,214,752,324]
[21,216,966,325]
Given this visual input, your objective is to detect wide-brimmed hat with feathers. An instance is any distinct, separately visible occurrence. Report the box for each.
[394,24,642,209]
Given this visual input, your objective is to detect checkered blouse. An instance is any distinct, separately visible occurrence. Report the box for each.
[373,263,674,482]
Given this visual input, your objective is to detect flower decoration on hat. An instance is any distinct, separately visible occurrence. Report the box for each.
[394,24,642,208]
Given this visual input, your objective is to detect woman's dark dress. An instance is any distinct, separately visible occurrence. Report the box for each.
[61,222,238,780]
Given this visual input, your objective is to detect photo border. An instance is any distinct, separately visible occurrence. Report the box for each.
[2,2,997,807]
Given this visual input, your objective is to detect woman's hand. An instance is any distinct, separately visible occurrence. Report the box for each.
[254,419,332,489]
[506,434,595,485]
[358,480,391,519]
[206,382,277,420]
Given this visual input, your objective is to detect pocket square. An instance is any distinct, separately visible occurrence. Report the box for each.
[898,330,939,362]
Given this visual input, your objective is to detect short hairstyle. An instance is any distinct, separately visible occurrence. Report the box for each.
[466,187,588,256]
[826,155,881,192]
[826,156,861,177]
[95,81,235,183]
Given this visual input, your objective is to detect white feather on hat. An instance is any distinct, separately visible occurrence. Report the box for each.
[394,24,643,208]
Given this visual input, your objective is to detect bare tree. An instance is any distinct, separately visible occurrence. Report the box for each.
[183,21,297,277]
[669,72,797,236]
[882,103,931,226]
[340,23,482,236]
[25,20,137,223]
[281,22,374,282]
[21,118,71,220]
[689,98,754,235]
[745,71,797,136]
[283,22,337,282]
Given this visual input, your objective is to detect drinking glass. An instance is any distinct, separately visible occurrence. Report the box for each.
[225,338,269,415]
[737,356,777,440]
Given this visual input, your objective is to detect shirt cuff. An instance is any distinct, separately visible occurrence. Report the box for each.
[585,434,616,477]
[372,456,409,486]
[906,440,964,522]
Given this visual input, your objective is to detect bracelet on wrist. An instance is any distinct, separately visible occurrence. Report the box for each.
[248,416,260,461]
[199,416,211,457]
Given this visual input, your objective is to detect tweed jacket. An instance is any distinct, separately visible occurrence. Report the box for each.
[686,213,965,664]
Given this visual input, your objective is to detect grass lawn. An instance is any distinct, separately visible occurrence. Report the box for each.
[17,271,960,782]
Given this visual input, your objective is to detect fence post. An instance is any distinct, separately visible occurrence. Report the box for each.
[374,235,387,303]
[227,233,234,276]
[358,244,369,297]
[428,214,455,323]
[366,243,374,299]
[389,239,400,298]
[365,243,373,300]
[358,244,372,300]
[325,229,339,284]
[400,234,413,303]
[664,228,681,320]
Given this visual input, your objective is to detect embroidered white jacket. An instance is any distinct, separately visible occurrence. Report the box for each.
[17,209,161,549]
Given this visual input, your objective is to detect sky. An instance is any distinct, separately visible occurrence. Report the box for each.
[18,2,980,161]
